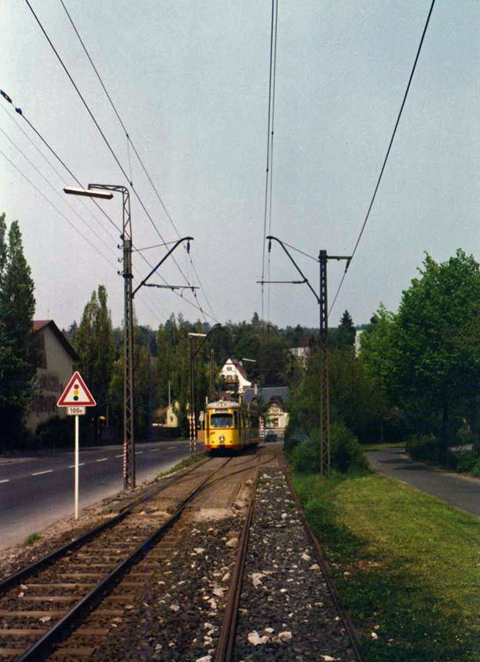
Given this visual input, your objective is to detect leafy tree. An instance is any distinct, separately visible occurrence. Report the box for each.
[390,250,480,454]
[73,285,114,440]
[0,215,36,447]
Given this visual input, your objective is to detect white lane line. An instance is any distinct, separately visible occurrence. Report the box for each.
[115,454,123,458]
[151,449,161,452]
[96,458,108,463]
[0,479,10,484]
[135,451,143,455]
[31,470,54,476]
[69,463,85,468]
[167,446,176,450]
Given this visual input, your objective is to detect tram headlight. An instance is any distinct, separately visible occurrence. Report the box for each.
[220,435,225,442]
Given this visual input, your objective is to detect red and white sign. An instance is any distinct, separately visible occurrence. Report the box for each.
[57,371,96,407]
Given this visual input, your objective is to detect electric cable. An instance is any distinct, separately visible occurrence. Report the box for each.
[57,0,217,321]
[0,90,211,322]
[0,149,119,270]
[0,103,119,245]
[0,125,119,260]
[41,0,213,320]
[329,0,437,315]
[261,0,279,321]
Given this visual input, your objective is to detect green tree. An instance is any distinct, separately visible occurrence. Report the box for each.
[0,216,36,447]
[74,285,115,440]
[330,310,356,350]
[390,250,480,454]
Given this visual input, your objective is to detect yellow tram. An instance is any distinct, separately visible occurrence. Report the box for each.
[204,400,259,452]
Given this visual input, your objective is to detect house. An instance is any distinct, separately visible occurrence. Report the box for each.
[152,402,179,428]
[291,346,311,367]
[220,358,252,395]
[242,386,290,433]
[26,320,79,432]
[152,402,180,440]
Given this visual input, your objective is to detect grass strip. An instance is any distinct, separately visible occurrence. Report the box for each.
[293,470,480,661]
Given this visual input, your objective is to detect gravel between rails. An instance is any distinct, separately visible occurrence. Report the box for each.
[84,514,244,662]
[233,467,357,662]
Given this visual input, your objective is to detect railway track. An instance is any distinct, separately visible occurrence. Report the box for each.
[0,448,359,661]
[215,462,363,662]
[0,451,271,661]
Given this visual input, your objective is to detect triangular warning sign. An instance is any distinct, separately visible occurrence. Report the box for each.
[57,371,96,407]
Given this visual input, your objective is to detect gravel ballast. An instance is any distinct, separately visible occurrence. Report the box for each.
[233,468,357,662]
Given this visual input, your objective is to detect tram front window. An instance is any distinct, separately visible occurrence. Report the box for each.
[210,414,233,428]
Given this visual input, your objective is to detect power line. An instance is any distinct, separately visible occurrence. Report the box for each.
[0,90,121,234]
[329,0,437,315]
[0,125,119,261]
[1,149,119,270]
[53,0,215,318]
[261,0,279,321]
[0,91,211,323]
[0,104,119,245]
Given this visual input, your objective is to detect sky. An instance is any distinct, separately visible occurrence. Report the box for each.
[1,0,480,332]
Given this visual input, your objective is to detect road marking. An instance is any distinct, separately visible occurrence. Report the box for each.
[115,454,123,458]
[167,446,176,450]
[151,448,161,452]
[31,470,54,476]
[0,479,10,484]
[69,463,85,468]
[96,458,108,463]
[135,451,143,455]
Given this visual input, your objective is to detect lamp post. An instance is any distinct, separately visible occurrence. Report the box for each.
[65,184,135,489]
[188,323,222,454]
[188,332,206,454]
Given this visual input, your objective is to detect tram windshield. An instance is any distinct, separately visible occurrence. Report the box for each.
[210,413,233,428]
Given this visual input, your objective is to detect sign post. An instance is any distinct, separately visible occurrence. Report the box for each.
[57,372,96,519]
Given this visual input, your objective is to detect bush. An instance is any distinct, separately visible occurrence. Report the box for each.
[406,433,440,462]
[35,416,73,449]
[291,436,320,473]
[330,423,369,473]
[291,424,368,474]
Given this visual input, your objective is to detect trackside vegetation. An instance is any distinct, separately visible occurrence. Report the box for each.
[293,470,480,661]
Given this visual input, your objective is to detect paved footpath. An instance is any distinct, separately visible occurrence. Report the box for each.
[367,446,480,519]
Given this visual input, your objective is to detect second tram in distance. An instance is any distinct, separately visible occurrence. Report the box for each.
[204,400,259,452]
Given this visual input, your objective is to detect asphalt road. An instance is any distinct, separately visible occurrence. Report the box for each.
[0,439,194,550]
[367,445,480,519]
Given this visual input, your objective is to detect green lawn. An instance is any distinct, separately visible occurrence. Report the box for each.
[293,470,480,661]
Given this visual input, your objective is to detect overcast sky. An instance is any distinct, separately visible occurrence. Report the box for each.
[2,0,479,332]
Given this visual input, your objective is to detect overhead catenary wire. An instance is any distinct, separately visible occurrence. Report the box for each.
[0,103,119,246]
[0,125,119,260]
[56,0,216,321]
[0,91,212,324]
[1,149,119,270]
[23,0,198,297]
[261,0,279,322]
[329,0,437,316]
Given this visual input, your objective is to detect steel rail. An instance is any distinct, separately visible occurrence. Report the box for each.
[280,457,363,662]
[215,466,260,661]
[15,456,233,662]
[0,454,211,596]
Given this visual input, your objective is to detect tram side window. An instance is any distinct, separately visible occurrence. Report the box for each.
[210,413,233,428]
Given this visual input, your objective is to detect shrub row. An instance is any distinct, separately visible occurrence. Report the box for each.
[287,423,368,474]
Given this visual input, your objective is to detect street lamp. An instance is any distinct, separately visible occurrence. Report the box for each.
[188,333,206,454]
[64,184,135,489]
[188,324,222,454]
